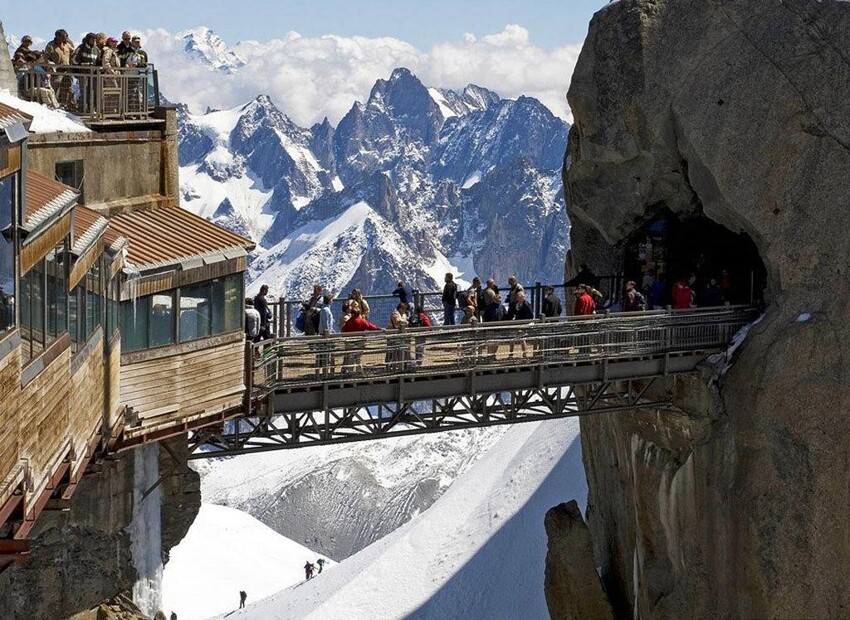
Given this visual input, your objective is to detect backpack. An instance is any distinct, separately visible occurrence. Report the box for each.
[408,311,421,328]
[295,308,306,333]
[456,289,469,308]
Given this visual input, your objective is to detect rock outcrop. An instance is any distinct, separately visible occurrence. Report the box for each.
[0,438,199,619]
[551,0,850,618]
[544,501,614,620]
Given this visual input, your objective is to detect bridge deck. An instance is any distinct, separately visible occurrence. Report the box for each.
[186,306,757,457]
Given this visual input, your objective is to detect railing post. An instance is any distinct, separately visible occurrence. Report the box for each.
[243,341,253,415]
[285,298,292,338]
[535,282,542,317]
[277,296,285,337]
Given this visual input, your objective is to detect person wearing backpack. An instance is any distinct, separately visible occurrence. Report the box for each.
[623,281,647,312]
[244,298,261,342]
[442,273,458,325]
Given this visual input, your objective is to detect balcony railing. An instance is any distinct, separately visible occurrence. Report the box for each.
[17,64,160,122]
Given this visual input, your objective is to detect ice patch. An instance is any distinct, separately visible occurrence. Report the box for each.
[461,170,482,189]
[796,313,811,323]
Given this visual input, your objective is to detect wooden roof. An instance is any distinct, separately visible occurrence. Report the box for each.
[24,169,78,229]
[107,206,254,271]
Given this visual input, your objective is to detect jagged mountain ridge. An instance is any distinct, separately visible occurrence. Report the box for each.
[178,67,570,298]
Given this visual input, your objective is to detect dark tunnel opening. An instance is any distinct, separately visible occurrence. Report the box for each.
[623,211,767,309]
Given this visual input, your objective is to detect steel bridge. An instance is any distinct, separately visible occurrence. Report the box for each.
[187,306,757,458]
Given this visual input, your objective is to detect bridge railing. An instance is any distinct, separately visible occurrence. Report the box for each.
[17,64,160,122]
[249,305,758,393]
[267,276,626,337]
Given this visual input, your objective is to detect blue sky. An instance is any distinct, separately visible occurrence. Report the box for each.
[2,0,601,49]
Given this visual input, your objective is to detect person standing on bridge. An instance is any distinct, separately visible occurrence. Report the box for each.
[348,288,370,319]
[671,279,693,310]
[573,285,596,316]
[442,273,458,325]
[508,290,533,358]
[244,298,261,342]
[623,281,647,312]
[341,301,380,373]
[392,281,415,309]
[253,285,272,339]
[317,294,336,375]
[410,306,432,368]
[541,286,563,318]
[505,276,524,318]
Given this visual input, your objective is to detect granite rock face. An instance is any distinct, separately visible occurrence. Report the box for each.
[544,501,614,620]
[0,438,199,619]
[553,0,850,618]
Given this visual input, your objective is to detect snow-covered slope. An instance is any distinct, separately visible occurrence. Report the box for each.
[178,67,570,298]
[162,504,330,620]
[225,419,585,619]
[195,426,509,560]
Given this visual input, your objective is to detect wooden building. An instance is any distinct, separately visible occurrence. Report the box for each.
[0,96,253,570]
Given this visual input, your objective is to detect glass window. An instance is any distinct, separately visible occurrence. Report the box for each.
[20,260,45,363]
[106,275,119,337]
[55,161,84,203]
[179,283,212,343]
[120,296,149,353]
[223,274,243,333]
[45,241,67,345]
[0,174,15,335]
[85,263,102,340]
[150,292,175,347]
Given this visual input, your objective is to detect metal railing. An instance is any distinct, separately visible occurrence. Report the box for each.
[249,305,757,393]
[267,276,627,337]
[17,64,160,121]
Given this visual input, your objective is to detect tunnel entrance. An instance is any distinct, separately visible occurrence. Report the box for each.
[624,212,766,308]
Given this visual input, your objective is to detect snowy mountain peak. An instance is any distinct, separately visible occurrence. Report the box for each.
[180,27,245,74]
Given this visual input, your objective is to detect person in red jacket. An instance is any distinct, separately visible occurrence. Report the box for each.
[340,302,381,333]
[573,286,596,316]
[671,279,693,309]
[340,301,380,373]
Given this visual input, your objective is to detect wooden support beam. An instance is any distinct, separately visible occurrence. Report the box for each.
[0,494,24,528]
[0,539,30,554]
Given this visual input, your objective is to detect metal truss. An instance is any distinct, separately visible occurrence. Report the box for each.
[189,378,674,458]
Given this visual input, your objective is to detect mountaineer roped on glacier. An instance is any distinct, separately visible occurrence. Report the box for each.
[192,419,586,619]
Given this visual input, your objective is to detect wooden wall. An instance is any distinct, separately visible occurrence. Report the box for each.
[69,330,106,478]
[18,345,71,502]
[0,330,110,510]
[0,338,22,500]
[120,337,245,433]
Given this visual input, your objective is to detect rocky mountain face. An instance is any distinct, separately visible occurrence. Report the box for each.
[550,1,850,618]
[178,67,570,298]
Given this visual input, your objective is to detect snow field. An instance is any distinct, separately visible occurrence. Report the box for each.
[228,418,586,620]
[161,504,332,620]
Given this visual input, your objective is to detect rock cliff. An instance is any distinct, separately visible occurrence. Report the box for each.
[0,438,199,619]
[552,0,850,618]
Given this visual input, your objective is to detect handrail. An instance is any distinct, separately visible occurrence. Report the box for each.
[250,305,758,392]
[16,64,160,122]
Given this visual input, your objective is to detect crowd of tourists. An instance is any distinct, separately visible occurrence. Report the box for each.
[243,265,735,344]
[10,29,150,111]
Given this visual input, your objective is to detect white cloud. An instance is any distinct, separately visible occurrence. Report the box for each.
[144,25,581,126]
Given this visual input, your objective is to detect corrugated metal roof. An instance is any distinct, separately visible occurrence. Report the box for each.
[24,169,78,230]
[107,206,254,271]
[72,205,108,256]
[0,101,32,131]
